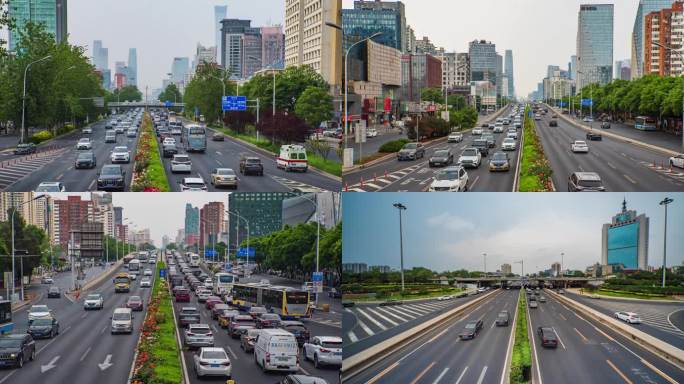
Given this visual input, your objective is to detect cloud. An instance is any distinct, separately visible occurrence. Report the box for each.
[426,212,475,233]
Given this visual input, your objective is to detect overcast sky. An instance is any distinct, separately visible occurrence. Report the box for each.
[343,193,684,274]
[343,0,636,97]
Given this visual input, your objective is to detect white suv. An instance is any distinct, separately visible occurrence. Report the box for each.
[428,166,468,192]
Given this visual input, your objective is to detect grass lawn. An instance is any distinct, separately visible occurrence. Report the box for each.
[510,290,531,383]
[594,289,674,301]
[149,262,182,383]
[347,287,466,302]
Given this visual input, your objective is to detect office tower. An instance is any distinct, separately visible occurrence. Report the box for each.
[631,0,673,79]
[576,4,614,89]
[505,50,514,98]
[215,4,228,51]
[92,40,109,71]
[8,0,67,51]
[171,57,190,91]
[400,53,442,101]
[199,202,226,258]
[220,19,262,79]
[343,1,405,52]
[468,40,497,85]
[184,203,199,247]
[127,48,138,87]
[261,26,285,69]
[601,199,649,271]
[192,43,218,72]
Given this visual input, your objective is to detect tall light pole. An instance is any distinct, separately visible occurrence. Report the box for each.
[560,252,564,277]
[21,55,52,143]
[227,210,250,271]
[653,41,684,152]
[482,253,487,278]
[392,203,407,291]
[11,194,47,302]
[249,55,278,116]
[659,197,674,288]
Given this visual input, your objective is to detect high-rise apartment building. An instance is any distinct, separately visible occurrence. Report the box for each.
[501,263,512,275]
[199,202,226,257]
[8,0,67,51]
[184,203,199,247]
[576,4,614,89]
[0,192,51,234]
[51,195,93,248]
[284,0,342,89]
[645,2,684,77]
[261,26,285,69]
[400,53,442,101]
[440,52,470,90]
[631,0,673,79]
[192,43,218,73]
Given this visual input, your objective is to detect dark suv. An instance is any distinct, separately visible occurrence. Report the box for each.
[496,310,510,326]
[239,156,264,176]
[13,143,36,155]
[0,334,36,368]
[27,317,60,339]
[97,165,126,191]
[537,327,558,348]
[162,143,178,158]
[459,319,484,340]
[471,139,489,157]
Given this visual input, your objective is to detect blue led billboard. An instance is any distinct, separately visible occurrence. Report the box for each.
[607,222,639,269]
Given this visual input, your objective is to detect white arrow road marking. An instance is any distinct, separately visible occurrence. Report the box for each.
[41,356,60,373]
[98,354,113,371]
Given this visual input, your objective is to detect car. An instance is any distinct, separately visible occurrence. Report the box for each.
[436,295,453,301]
[175,288,191,302]
[601,122,611,129]
[459,320,484,340]
[170,154,192,173]
[128,272,137,280]
[110,307,133,334]
[218,309,241,328]
[228,315,256,338]
[501,138,517,151]
[140,277,152,288]
[110,146,131,163]
[615,311,642,324]
[586,131,602,141]
[493,125,504,133]
[125,295,143,311]
[212,132,225,141]
[472,128,483,135]
[240,328,261,353]
[482,134,496,148]
[126,129,137,138]
[210,168,238,188]
[534,114,541,121]
[366,127,378,138]
[248,306,268,319]
[211,304,231,320]
[74,151,96,169]
[76,138,92,150]
[184,323,215,348]
[0,334,36,368]
[342,300,355,308]
[83,293,104,310]
[41,276,53,284]
[256,313,282,329]
[447,132,463,142]
[529,300,539,308]
[571,140,589,153]
[327,288,342,299]
[196,289,211,302]
[13,143,36,155]
[589,294,601,299]
[179,307,201,327]
[583,116,594,123]
[496,310,510,326]
[47,286,60,298]
[537,327,558,348]
[280,320,310,346]
[428,165,468,192]
[489,152,510,172]
[669,154,684,169]
[303,336,342,368]
[162,137,176,146]
[27,317,59,339]
[397,143,425,161]
[81,126,93,134]
[193,347,232,379]
[205,296,223,310]
[457,148,481,169]
[115,125,125,134]
[97,165,126,191]
[143,268,152,276]
[549,120,558,127]
[28,305,52,322]
[162,143,178,158]
[105,132,117,143]
[538,296,546,303]
[471,139,489,157]
[36,181,66,192]
[506,130,518,140]
[568,172,605,192]
[180,177,208,192]
[239,156,264,176]
[429,149,454,167]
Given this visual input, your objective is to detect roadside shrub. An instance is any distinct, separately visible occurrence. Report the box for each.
[379,139,410,153]
[28,130,52,144]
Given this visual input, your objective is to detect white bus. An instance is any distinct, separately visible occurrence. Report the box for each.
[213,272,237,295]
[128,259,141,273]
[189,253,200,268]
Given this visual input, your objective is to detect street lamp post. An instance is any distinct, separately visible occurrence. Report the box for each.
[482,253,487,278]
[659,197,674,288]
[11,194,47,302]
[227,210,250,271]
[21,55,52,143]
[392,203,407,292]
[292,194,322,303]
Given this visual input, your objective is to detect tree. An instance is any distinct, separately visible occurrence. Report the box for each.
[242,65,328,114]
[222,111,256,134]
[105,85,142,103]
[294,86,333,127]
[405,116,450,139]
[184,63,236,124]
[447,95,467,110]
[421,88,444,104]
[158,83,182,103]
[257,111,310,143]
[0,211,49,284]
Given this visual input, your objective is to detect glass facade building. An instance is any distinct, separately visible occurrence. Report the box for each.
[602,200,649,270]
[469,40,497,85]
[8,0,67,52]
[631,0,673,79]
[576,4,614,89]
[342,7,403,52]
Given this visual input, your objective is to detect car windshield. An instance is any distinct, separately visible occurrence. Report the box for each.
[113,312,130,320]
[473,140,486,146]
[246,158,260,164]
[203,351,227,360]
[251,307,267,313]
[462,149,478,157]
[403,143,417,149]
[435,170,459,181]
[504,139,514,143]
[433,151,449,157]
[217,169,235,175]
[79,139,89,143]
[465,323,477,329]
[262,314,280,320]
[191,326,211,334]
[128,296,141,303]
[114,147,128,152]
[49,287,59,292]
[30,305,48,313]
[87,294,100,300]
[0,339,22,348]
[31,318,52,326]
[77,153,92,159]
[101,166,121,176]
[492,153,507,161]
[578,180,603,187]
[185,182,205,188]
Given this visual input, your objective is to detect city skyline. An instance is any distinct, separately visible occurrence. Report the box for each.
[343,193,684,274]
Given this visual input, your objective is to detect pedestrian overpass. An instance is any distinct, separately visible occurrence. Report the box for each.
[431,276,606,288]
[108,101,186,109]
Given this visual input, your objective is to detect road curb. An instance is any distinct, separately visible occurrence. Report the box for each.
[341,289,499,382]
[546,288,684,372]
[347,289,474,305]
[566,288,684,303]
[71,260,124,297]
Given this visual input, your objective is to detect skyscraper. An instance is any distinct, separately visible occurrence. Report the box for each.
[570,55,578,80]
[601,199,649,270]
[631,0,673,79]
[171,57,190,90]
[504,50,514,98]
[342,1,406,52]
[192,43,217,73]
[127,48,138,87]
[468,40,497,85]
[214,5,228,52]
[8,0,67,51]
[184,203,199,247]
[576,4,614,89]
[261,26,285,69]
[199,202,225,258]
[220,19,262,79]
[92,40,109,70]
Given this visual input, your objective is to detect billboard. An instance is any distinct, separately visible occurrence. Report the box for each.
[607,222,639,269]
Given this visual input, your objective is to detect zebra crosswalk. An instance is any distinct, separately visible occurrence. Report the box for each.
[344,299,461,344]
[0,148,68,190]
[270,175,326,192]
[344,164,424,192]
[583,299,684,338]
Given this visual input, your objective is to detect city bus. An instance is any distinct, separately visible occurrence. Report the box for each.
[182,124,207,152]
[128,259,141,273]
[634,116,657,131]
[0,301,13,335]
[189,253,200,268]
[231,283,312,319]
[212,272,238,296]
[113,273,131,293]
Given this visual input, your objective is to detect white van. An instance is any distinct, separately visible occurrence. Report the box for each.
[111,307,133,334]
[253,329,299,372]
[276,145,308,172]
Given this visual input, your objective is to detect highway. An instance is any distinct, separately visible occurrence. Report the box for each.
[342,107,517,192]
[533,112,684,191]
[528,290,684,384]
[0,261,155,384]
[344,289,519,384]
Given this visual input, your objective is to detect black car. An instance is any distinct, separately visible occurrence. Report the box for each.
[379,300,403,307]
[342,301,355,308]
[328,288,342,299]
[496,311,510,326]
[471,139,489,157]
[549,120,558,127]
[586,131,602,141]
[280,321,310,346]
[0,334,35,368]
[97,165,126,191]
[600,122,611,129]
[27,317,59,339]
[429,149,454,167]
[162,143,178,158]
[239,156,264,176]
[13,143,36,155]
[47,286,60,298]
[459,319,484,340]
[75,151,96,169]
[482,135,496,148]
[537,327,558,348]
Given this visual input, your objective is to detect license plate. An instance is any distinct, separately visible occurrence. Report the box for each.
[335,352,342,356]
[277,356,290,361]
[211,364,220,368]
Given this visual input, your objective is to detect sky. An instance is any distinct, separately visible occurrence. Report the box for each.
[342,193,684,274]
[343,0,637,97]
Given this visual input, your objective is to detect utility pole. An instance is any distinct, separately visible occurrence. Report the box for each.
[660,197,674,288]
[393,203,407,292]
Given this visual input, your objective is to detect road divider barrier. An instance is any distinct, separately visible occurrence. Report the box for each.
[508,289,531,384]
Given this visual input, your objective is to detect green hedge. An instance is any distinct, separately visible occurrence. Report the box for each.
[27,130,53,144]
[130,114,171,192]
[510,291,531,383]
[379,139,410,153]
[518,107,553,192]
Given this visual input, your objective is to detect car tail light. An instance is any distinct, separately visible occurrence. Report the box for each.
[221,361,230,366]
[320,348,330,353]
[199,360,210,366]
[265,352,271,363]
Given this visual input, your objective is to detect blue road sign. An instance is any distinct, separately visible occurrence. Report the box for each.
[528,111,533,118]
[159,268,166,278]
[237,247,255,258]
[205,249,218,258]
[581,99,593,107]
[164,101,173,107]
[312,272,323,282]
[224,263,233,271]
[559,101,568,107]
[222,96,247,111]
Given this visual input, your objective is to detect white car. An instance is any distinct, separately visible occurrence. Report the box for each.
[143,268,152,276]
[193,347,231,379]
[534,114,541,121]
[669,154,684,169]
[196,290,212,302]
[82,127,93,134]
[583,116,594,122]
[36,181,66,192]
[110,146,131,163]
[447,132,463,143]
[171,155,192,173]
[180,177,208,192]
[493,126,504,133]
[571,140,589,153]
[502,138,517,151]
[140,277,152,288]
[76,138,92,150]
[472,128,483,135]
[129,273,137,280]
[428,166,468,192]
[436,295,453,301]
[366,128,378,138]
[615,311,642,324]
[303,336,342,368]
[83,293,104,310]
[163,137,176,146]
[506,131,518,140]
[28,305,52,322]
[457,148,482,168]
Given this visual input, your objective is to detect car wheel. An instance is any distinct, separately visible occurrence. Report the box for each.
[262,360,267,372]
[314,354,320,369]
[17,354,23,368]
[30,349,35,361]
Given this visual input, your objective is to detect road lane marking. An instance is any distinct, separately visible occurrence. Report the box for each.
[410,361,435,384]
[469,175,480,189]
[551,327,566,349]
[56,173,63,180]
[476,366,488,384]
[354,316,374,336]
[623,174,638,184]
[527,301,543,384]
[455,366,469,384]
[490,321,496,329]
[81,312,88,318]
[88,179,96,190]
[433,367,449,384]
[37,335,60,354]
[639,358,679,384]
[376,306,412,321]
[367,362,399,384]
[101,325,107,334]
[79,346,92,362]
[347,331,358,342]
[559,313,567,321]
[606,359,633,384]
[225,345,238,360]
[607,162,617,170]
[573,327,588,342]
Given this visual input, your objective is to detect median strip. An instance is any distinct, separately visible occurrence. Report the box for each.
[510,289,532,384]
[518,107,554,192]
[130,113,171,191]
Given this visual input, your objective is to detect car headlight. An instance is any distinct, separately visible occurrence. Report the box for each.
[9,353,16,358]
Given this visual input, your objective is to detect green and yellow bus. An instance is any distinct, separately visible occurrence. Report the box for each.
[231,283,311,319]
